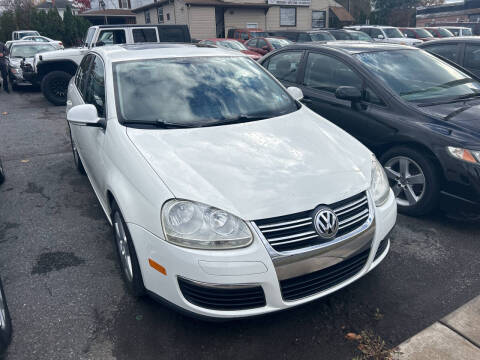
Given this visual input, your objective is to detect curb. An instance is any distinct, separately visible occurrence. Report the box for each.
[397,295,480,359]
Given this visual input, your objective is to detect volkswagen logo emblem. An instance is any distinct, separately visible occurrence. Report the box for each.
[313,207,339,239]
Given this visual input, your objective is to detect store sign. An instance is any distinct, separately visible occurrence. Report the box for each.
[268,0,311,6]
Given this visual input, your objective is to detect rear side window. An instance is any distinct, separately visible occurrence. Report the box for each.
[75,54,94,98]
[303,52,363,93]
[266,51,303,83]
[370,28,383,38]
[402,29,416,38]
[464,44,480,69]
[424,44,459,62]
[158,27,186,42]
[298,33,312,42]
[97,29,126,45]
[133,28,158,43]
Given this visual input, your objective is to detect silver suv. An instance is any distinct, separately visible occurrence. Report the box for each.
[345,25,422,46]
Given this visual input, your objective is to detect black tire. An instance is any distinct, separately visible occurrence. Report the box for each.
[10,82,19,91]
[380,146,440,216]
[41,71,72,106]
[111,202,146,297]
[0,158,4,185]
[0,277,12,358]
[68,126,85,175]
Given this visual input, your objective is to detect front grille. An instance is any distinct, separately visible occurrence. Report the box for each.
[279,248,370,301]
[374,239,389,261]
[255,192,370,252]
[178,277,266,311]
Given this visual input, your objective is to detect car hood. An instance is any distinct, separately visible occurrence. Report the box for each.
[9,57,32,67]
[36,47,86,62]
[419,99,480,136]
[241,49,261,58]
[386,37,421,45]
[126,107,372,220]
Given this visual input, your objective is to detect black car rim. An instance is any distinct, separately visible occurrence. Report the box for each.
[51,78,68,98]
[384,156,426,207]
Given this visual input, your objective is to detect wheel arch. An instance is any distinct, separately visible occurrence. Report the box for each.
[37,60,78,80]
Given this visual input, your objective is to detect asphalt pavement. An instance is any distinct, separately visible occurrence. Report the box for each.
[0,89,479,360]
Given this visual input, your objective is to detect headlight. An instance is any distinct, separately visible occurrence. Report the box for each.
[161,199,253,249]
[447,147,480,164]
[371,155,390,207]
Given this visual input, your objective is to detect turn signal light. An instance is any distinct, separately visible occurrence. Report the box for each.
[149,258,167,275]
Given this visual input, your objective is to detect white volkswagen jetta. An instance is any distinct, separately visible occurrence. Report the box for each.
[66,44,397,319]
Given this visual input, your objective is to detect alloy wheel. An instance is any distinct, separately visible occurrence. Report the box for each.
[384,156,426,207]
[113,212,133,282]
[51,78,67,98]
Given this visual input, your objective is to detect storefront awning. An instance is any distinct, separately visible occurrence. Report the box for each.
[329,6,354,22]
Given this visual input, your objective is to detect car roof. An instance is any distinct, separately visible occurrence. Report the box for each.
[418,36,480,45]
[10,40,50,46]
[279,41,415,54]
[94,43,245,62]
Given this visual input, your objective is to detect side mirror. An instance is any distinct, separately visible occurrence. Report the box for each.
[67,104,105,128]
[377,34,385,39]
[95,41,105,47]
[287,86,303,101]
[335,86,362,102]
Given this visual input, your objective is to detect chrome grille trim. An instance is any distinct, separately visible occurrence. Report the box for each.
[253,191,372,254]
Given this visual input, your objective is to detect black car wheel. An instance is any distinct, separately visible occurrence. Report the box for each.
[380,147,440,216]
[41,71,71,106]
[0,277,12,358]
[0,158,4,185]
[111,202,146,297]
[68,126,85,175]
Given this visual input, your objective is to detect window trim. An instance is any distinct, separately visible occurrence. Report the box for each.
[280,7,296,27]
[75,54,95,101]
[83,53,108,119]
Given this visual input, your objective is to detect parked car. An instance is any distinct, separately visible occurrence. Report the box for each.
[245,37,292,55]
[345,25,422,46]
[227,28,269,43]
[424,27,454,38]
[0,277,12,358]
[66,43,396,319]
[22,35,64,49]
[260,42,480,215]
[419,37,480,77]
[267,30,335,42]
[12,30,40,40]
[8,41,57,90]
[198,38,261,60]
[399,27,434,42]
[445,27,473,37]
[327,29,373,42]
[21,24,191,106]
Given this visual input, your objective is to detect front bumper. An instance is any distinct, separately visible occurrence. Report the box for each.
[128,190,397,319]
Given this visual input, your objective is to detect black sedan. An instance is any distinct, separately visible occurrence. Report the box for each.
[418,37,480,77]
[260,42,480,215]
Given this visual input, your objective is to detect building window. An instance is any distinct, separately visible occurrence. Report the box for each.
[144,10,151,24]
[312,11,326,28]
[280,7,296,27]
[119,0,129,8]
[166,13,170,21]
[157,7,164,23]
[246,23,258,29]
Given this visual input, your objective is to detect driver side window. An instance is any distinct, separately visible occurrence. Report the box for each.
[75,54,94,99]
[84,56,106,117]
[266,51,303,83]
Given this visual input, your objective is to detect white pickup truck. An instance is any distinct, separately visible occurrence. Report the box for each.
[22,24,191,105]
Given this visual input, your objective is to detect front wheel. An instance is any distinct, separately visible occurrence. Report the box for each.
[0,277,12,358]
[41,71,71,106]
[68,126,85,175]
[111,202,146,297]
[380,147,440,216]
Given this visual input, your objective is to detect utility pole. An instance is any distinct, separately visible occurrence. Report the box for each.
[100,0,107,24]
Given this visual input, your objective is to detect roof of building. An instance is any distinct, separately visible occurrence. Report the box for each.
[79,9,136,17]
[92,43,246,62]
[133,0,271,12]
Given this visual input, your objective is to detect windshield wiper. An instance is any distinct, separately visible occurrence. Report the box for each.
[453,92,480,100]
[122,120,199,129]
[206,114,271,127]
[401,78,475,97]
[417,92,480,107]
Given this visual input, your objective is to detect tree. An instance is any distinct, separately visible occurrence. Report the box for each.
[371,0,444,26]
[43,7,64,40]
[63,5,77,47]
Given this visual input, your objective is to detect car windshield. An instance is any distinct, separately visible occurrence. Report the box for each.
[311,32,336,41]
[415,28,433,38]
[251,32,269,38]
[348,31,372,41]
[355,49,480,104]
[217,40,247,51]
[432,28,453,37]
[10,44,55,58]
[113,56,298,127]
[19,32,38,38]
[383,28,404,38]
[267,38,292,49]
